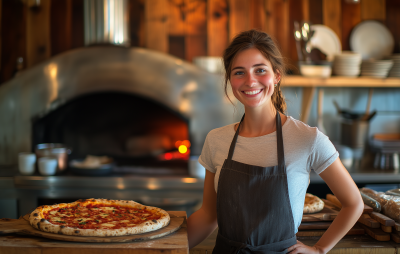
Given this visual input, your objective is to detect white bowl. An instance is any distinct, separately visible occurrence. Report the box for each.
[300,64,332,78]
[38,157,58,176]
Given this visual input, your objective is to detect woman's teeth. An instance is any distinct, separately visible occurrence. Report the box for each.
[244,89,262,95]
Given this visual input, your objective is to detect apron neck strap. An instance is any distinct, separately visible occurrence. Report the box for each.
[227,112,285,168]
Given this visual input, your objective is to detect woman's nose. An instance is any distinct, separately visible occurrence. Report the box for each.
[247,74,257,87]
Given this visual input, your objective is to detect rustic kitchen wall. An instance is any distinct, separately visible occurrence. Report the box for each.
[1,0,400,141]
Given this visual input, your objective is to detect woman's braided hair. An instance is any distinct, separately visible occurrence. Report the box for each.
[222,29,287,114]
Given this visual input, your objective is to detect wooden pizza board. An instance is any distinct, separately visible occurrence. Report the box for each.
[297,223,365,237]
[0,213,184,243]
[301,206,339,222]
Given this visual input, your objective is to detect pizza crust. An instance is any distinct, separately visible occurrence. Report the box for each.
[303,193,324,214]
[29,198,170,237]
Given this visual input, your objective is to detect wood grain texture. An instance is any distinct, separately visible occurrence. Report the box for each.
[0,0,26,83]
[71,0,84,49]
[145,0,169,53]
[269,0,289,60]
[249,0,266,30]
[309,0,322,25]
[184,0,207,62]
[289,0,304,72]
[0,212,188,254]
[129,0,146,47]
[394,222,400,231]
[323,0,341,43]
[341,0,361,51]
[381,224,392,233]
[359,223,391,241]
[26,0,51,67]
[358,214,380,228]
[298,221,331,230]
[168,0,185,36]
[228,0,250,41]
[207,0,228,56]
[385,0,400,54]
[361,0,386,21]
[296,223,365,237]
[370,212,395,227]
[50,0,72,56]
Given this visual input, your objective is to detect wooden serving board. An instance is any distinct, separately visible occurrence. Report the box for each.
[0,213,184,243]
[302,206,339,222]
[296,224,365,237]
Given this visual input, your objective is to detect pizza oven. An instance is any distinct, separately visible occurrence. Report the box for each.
[0,45,235,173]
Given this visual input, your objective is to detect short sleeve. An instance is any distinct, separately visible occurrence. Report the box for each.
[198,133,217,173]
[308,130,339,174]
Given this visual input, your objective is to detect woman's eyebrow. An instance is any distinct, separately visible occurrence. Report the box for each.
[232,63,267,71]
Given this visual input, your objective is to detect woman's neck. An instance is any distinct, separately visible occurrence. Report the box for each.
[236,103,287,137]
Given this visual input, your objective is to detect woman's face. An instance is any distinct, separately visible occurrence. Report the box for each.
[230,47,280,109]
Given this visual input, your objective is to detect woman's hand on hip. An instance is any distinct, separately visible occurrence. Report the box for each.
[287,240,325,254]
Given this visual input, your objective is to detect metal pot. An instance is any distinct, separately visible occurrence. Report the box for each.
[35,143,72,174]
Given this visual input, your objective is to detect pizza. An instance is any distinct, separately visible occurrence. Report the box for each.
[29,198,170,237]
[303,193,324,214]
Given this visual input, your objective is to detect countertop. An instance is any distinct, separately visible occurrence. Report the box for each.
[191,228,400,254]
[0,211,189,254]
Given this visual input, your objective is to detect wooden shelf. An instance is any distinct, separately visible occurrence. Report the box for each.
[282,76,400,87]
[280,76,400,123]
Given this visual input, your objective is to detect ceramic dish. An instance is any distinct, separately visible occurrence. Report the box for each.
[308,25,341,62]
[350,21,394,60]
[69,159,115,176]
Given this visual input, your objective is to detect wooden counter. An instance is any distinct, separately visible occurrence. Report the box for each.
[191,228,400,254]
[0,211,188,254]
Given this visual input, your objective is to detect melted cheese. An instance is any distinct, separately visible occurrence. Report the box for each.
[101,207,115,211]
[74,218,93,222]
[101,223,116,227]
[51,217,62,221]
[120,220,130,223]
[50,211,58,215]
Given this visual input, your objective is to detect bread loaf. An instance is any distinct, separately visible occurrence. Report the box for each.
[361,188,400,222]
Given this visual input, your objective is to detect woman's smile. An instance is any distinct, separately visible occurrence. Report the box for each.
[242,89,264,96]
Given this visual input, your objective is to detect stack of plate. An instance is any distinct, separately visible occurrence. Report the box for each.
[360,60,394,77]
[388,54,400,77]
[332,51,362,77]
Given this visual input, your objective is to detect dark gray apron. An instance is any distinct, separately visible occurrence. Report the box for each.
[212,112,297,254]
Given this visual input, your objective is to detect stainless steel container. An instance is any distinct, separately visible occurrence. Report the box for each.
[341,120,369,149]
[35,144,71,174]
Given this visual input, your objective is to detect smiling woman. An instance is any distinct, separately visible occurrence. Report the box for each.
[187,29,364,254]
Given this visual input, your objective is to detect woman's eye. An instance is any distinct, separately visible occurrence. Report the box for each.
[233,71,244,75]
[256,69,266,74]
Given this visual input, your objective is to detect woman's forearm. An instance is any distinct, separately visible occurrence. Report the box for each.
[187,208,218,249]
[313,202,364,253]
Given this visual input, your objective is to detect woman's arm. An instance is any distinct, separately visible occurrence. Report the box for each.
[288,158,364,254]
[187,169,218,249]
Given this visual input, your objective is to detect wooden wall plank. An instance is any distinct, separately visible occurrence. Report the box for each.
[207,0,228,56]
[264,0,274,35]
[50,0,72,56]
[309,0,322,25]
[289,0,305,71]
[145,0,169,53]
[249,0,265,30]
[228,0,250,41]
[26,0,51,68]
[184,0,207,62]
[361,0,386,21]
[71,0,84,49]
[385,0,400,53]
[270,0,289,62]
[129,0,145,47]
[302,0,309,21]
[0,0,26,83]
[168,0,185,36]
[341,0,361,51]
[323,0,341,43]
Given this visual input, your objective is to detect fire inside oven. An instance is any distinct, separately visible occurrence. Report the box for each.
[32,92,190,175]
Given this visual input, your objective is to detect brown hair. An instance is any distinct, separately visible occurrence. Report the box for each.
[223,29,287,114]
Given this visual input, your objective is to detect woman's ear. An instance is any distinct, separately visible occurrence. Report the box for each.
[274,70,281,84]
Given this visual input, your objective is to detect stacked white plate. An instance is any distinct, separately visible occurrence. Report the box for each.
[360,60,394,77]
[388,54,400,77]
[332,51,362,77]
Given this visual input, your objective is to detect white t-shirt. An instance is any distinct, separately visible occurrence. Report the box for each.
[198,116,338,234]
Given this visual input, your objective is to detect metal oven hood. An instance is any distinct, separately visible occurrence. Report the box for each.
[0,46,235,165]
